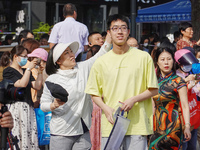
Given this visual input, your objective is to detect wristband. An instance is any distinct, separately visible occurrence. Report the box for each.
[185,122,191,127]
[27,68,31,71]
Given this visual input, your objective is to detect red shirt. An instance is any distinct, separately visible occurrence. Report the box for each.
[176,39,196,50]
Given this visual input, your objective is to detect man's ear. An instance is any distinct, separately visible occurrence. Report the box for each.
[128,29,130,36]
[73,11,77,20]
[107,30,111,37]
[88,42,92,47]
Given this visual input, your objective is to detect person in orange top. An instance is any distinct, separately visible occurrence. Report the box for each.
[176,22,200,50]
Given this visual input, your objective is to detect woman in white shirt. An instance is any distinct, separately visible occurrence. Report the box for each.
[40,37,111,150]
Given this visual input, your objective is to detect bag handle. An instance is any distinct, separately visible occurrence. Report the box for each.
[121,110,124,116]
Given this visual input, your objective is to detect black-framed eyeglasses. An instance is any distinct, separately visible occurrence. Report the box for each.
[110,25,128,32]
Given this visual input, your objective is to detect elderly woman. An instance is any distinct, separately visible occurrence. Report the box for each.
[176,22,200,50]
[40,36,111,150]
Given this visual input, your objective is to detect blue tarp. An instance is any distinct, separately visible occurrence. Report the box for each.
[136,0,191,23]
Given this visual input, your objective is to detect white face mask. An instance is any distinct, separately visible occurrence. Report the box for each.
[143,43,148,47]
[198,58,200,63]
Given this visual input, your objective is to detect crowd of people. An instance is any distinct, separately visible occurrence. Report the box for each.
[0,2,200,150]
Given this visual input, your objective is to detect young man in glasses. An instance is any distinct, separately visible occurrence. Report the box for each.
[85,14,158,150]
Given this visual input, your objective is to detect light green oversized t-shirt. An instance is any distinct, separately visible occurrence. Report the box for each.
[85,47,158,137]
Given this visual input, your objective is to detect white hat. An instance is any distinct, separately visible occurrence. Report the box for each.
[53,42,79,65]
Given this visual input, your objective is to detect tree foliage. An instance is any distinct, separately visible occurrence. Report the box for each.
[32,22,53,40]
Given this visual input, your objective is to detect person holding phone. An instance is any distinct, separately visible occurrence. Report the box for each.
[1,45,43,149]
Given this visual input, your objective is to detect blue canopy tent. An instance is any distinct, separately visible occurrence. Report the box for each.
[136,0,191,23]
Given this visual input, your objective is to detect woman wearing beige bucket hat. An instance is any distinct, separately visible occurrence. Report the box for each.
[40,35,112,150]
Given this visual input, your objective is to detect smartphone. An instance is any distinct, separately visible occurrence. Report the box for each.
[35,58,41,69]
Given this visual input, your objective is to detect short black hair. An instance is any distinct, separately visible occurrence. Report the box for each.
[0,45,26,67]
[101,31,107,37]
[18,29,34,44]
[5,35,13,41]
[174,31,180,39]
[40,33,49,40]
[107,14,129,30]
[193,45,200,57]
[63,3,77,17]
[154,47,176,78]
[139,35,149,44]
[179,22,192,35]
[88,32,100,42]
[46,44,60,75]
[160,41,176,53]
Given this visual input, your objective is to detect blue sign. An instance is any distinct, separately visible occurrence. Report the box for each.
[136,0,191,22]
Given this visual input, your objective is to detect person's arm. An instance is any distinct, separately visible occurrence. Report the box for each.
[80,34,112,70]
[49,43,55,49]
[184,74,197,90]
[91,95,115,125]
[32,72,43,91]
[152,98,156,115]
[32,65,44,90]
[48,25,58,49]
[40,82,53,112]
[40,80,65,112]
[178,86,191,141]
[121,88,158,111]
[14,58,37,87]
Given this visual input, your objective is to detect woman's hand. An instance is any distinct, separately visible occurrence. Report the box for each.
[0,111,13,129]
[28,58,37,70]
[184,126,191,142]
[50,98,65,111]
[38,60,45,73]
[185,74,196,82]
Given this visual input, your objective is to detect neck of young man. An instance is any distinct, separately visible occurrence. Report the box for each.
[112,42,130,54]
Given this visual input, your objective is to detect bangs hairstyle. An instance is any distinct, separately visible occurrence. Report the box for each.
[63,3,77,17]
[18,29,34,44]
[0,45,26,67]
[107,14,129,30]
[193,45,200,57]
[46,44,59,75]
[154,47,176,78]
